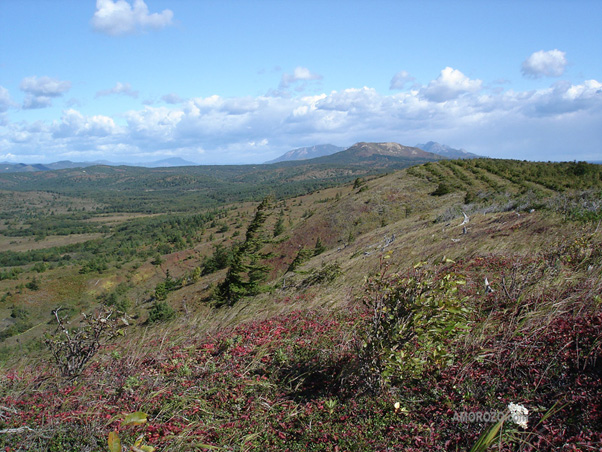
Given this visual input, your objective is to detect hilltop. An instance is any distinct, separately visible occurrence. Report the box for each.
[308,142,443,166]
[0,158,601,450]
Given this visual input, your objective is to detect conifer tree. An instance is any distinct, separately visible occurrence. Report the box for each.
[216,197,273,305]
[314,237,326,256]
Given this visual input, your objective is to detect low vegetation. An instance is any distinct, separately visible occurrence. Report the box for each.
[0,158,600,450]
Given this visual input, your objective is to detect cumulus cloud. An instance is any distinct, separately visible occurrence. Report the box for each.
[52,109,120,138]
[20,76,71,97]
[23,96,54,110]
[91,0,174,36]
[19,76,71,109]
[522,49,567,78]
[2,69,602,163]
[420,67,482,102]
[526,79,602,116]
[280,67,323,89]
[96,82,139,98]
[390,70,416,90]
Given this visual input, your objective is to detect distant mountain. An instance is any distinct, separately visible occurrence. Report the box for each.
[266,144,344,164]
[307,142,443,167]
[44,161,97,170]
[0,157,197,173]
[0,163,51,173]
[415,141,480,159]
[140,157,197,168]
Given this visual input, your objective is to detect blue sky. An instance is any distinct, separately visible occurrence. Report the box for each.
[1,0,601,164]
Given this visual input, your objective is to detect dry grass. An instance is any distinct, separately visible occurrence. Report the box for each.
[0,233,104,253]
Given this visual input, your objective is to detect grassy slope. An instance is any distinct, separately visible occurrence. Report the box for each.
[0,159,601,451]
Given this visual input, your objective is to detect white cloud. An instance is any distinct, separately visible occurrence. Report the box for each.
[23,95,54,110]
[522,49,567,78]
[19,76,72,109]
[91,0,174,36]
[390,70,416,90]
[0,153,17,162]
[2,69,601,164]
[420,67,482,102]
[526,79,602,116]
[280,67,323,89]
[20,76,71,97]
[52,109,120,138]
[96,82,139,98]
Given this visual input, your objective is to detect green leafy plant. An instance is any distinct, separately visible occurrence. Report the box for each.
[359,257,471,391]
[108,411,155,452]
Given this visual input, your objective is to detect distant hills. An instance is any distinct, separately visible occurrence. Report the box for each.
[141,157,197,168]
[0,157,197,173]
[1,142,475,174]
[269,141,478,164]
[0,141,446,212]
[414,141,481,159]
[265,144,344,163]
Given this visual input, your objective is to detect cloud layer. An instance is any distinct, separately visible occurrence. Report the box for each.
[91,0,174,36]
[3,61,601,164]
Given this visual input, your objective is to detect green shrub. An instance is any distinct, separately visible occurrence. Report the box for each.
[300,262,342,288]
[26,277,40,291]
[359,260,471,392]
[431,182,453,196]
[148,300,176,323]
[287,247,315,272]
[11,305,29,320]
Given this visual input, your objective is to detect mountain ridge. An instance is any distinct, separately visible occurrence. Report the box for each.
[415,141,480,159]
[308,141,444,166]
[265,144,344,164]
[0,157,198,173]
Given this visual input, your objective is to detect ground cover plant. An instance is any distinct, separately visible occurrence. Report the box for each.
[1,237,600,450]
[1,158,601,450]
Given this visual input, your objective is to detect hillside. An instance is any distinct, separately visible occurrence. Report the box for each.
[0,142,443,213]
[311,142,443,166]
[0,159,601,450]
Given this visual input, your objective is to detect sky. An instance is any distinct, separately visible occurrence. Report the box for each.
[0,0,601,165]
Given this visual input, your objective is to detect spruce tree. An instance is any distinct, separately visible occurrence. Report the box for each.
[216,197,273,305]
